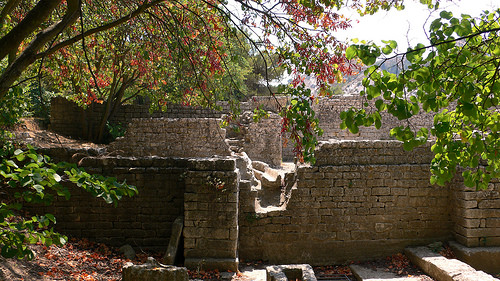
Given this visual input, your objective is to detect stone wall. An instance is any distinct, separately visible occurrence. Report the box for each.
[278,95,438,161]
[108,118,231,158]
[49,96,289,140]
[452,178,500,247]
[26,141,500,268]
[183,162,240,271]
[25,156,189,250]
[239,141,454,264]
[50,95,438,164]
[312,95,436,141]
[227,112,283,167]
[24,154,240,266]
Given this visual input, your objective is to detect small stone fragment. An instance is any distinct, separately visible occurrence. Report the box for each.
[119,244,136,260]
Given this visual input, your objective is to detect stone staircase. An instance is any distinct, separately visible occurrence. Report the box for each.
[232,150,296,214]
[250,160,296,213]
[226,137,245,153]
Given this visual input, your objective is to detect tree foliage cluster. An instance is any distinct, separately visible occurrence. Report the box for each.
[344,8,500,189]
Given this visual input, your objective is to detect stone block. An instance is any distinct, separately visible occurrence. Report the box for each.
[163,216,184,265]
[463,209,500,219]
[266,264,317,281]
[455,199,479,209]
[372,187,390,196]
[390,188,408,196]
[478,200,500,209]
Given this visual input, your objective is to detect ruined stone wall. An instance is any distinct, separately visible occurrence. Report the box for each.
[239,141,454,264]
[282,95,438,161]
[183,162,240,271]
[49,96,289,140]
[25,155,239,261]
[25,156,188,250]
[108,118,231,158]
[244,115,282,167]
[49,97,89,139]
[312,95,436,141]
[26,141,500,267]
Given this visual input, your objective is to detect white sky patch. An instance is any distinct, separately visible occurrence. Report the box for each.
[336,0,500,51]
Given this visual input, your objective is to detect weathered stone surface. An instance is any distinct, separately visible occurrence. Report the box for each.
[266,264,317,281]
[449,241,500,275]
[122,257,188,281]
[109,118,231,158]
[163,216,184,265]
[350,264,426,281]
[29,134,500,268]
[405,246,499,281]
[184,258,239,272]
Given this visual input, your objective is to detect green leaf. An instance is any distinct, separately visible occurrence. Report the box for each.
[345,46,357,60]
[440,11,453,20]
[33,185,44,193]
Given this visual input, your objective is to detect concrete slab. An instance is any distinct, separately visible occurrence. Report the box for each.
[349,264,427,281]
[449,241,500,275]
[405,246,499,281]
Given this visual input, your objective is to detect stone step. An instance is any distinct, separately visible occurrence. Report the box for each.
[404,246,500,281]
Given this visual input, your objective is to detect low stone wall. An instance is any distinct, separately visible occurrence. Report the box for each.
[108,118,231,158]
[239,141,453,264]
[49,96,289,140]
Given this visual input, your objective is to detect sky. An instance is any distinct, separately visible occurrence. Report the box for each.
[335,0,500,50]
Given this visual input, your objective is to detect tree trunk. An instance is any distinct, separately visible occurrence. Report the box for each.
[95,79,130,143]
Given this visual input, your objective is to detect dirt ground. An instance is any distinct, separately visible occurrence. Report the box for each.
[9,118,104,150]
[0,239,436,281]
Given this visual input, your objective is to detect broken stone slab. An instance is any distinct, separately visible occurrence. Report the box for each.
[163,216,184,265]
[404,246,499,281]
[449,241,500,275]
[122,257,188,281]
[266,264,317,281]
[350,264,428,281]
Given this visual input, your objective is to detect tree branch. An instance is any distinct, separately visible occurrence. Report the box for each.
[0,0,79,99]
[37,0,165,59]
[0,0,61,61]
[0,0,22,29]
